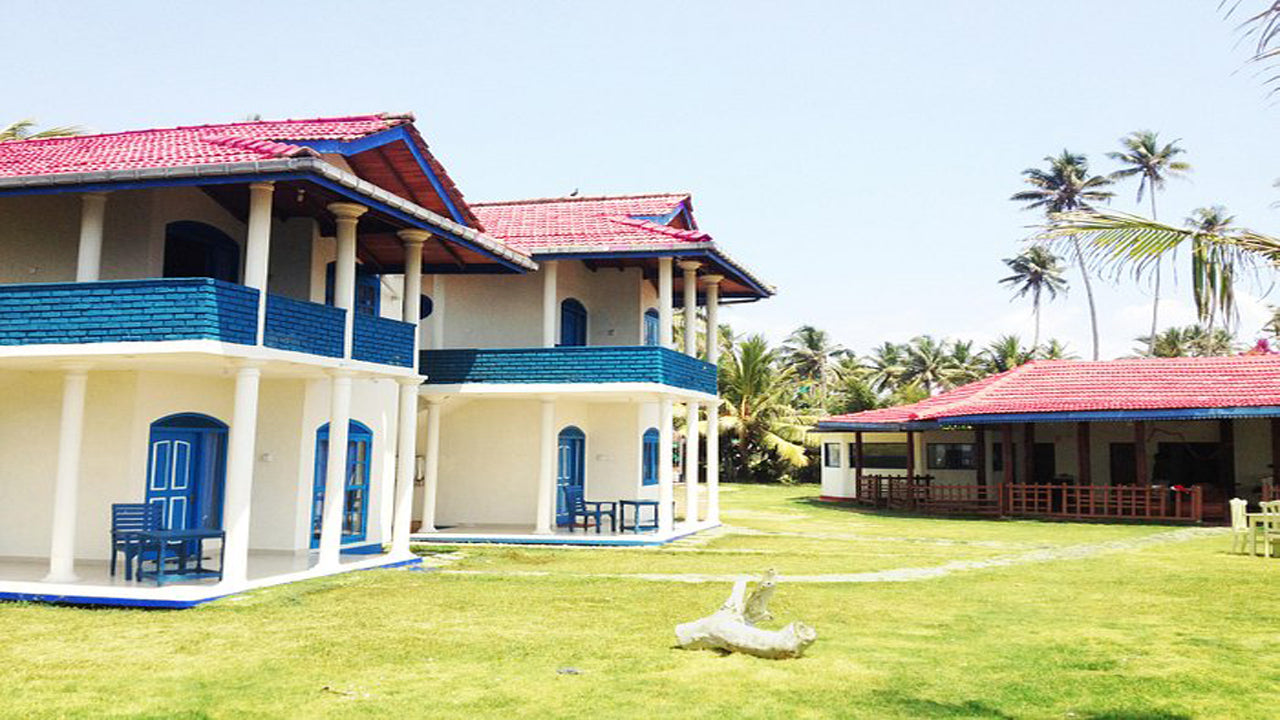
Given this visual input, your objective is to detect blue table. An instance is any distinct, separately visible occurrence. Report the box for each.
[618,500,662,533]
[135,528,226,586]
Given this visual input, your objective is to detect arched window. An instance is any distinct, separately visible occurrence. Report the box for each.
[643,308,660,346]
[559,298,588,347]
[325,262,382,317]
[163,221,240,284]
[642,427,660,486]
[311,420,374,547]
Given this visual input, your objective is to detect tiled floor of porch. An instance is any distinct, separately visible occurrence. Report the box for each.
[0,549,421,608]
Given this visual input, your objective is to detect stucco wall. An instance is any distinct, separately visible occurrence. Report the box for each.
[0,369,397,561]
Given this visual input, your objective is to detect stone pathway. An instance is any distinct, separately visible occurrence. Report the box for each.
[437,526,1228,585]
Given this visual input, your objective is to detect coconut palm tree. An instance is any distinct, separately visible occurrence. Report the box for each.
[829,358,881,415]
[0,119,81,142]
[1041,206,1259,333]
[983,335,1033,374]
[718,335,814,476]
[999,246,1068,351]
[1108,131,1191,354]
[901,335,952,394]
[865,341,908,394]
[1137,325,1239,358]
[1037,338,1077,360]
[1011,151,1114,360]
[781,325,846,409]
[944,339,987,387]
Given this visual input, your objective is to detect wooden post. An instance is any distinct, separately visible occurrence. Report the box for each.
[1272,418,1280,489]
[1134,421,1148,486]
[974,427,986,489]
[1022,423,1036,485]
[854,431,864,483]
[1001,424,1014,485]
[1076,422,1091,485]
[1219,419,1235,498]
[905,430,915,480]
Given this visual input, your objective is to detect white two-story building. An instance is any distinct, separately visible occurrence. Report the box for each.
[0,112,772,606]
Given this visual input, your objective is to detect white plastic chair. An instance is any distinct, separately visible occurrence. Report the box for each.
[1229,498,1252,554]
[1262,501,1280,558]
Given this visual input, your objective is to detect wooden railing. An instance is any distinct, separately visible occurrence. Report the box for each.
[855,475,1203,522]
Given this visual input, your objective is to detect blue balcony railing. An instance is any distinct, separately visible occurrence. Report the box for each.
[420,346,718,395]
[0,278,258,346]
[264,294,344,358]
[353,314,417,367]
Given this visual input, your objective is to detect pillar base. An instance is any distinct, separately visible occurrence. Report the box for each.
[42,570,79,584]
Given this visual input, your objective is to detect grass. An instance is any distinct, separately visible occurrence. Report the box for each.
[0,484,1277,718]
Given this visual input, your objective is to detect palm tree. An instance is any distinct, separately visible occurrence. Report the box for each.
[718,335,814,476]
[983,335,1033,374]
[1011,151,1114,360]
[1041,207,1259,332]
[781,325,845,409]
[1108,131,1191,354]
[999,246,1068,351]
[1225,2,1280,89]
[1037,338,1077,360]
[829,358,882,415]
[0,119,81,142]
[944,339,987,387]
[901,335,952,394]
[1137,325,1239,358]
[865,341,908,394]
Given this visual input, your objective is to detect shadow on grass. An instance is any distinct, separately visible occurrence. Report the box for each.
[1079,712,1192,720]
[871,690,1016,719]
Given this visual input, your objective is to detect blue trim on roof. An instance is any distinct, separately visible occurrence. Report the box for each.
[295,126,467,225]
[939,406,1280,425]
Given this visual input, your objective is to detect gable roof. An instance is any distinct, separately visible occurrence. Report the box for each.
[472,194,774,300]
[816,356,1280,430]
[0,113,480,228]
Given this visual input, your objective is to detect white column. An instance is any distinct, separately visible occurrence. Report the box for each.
[704,275,723,364]
[432,274,447,350]
[398,230,428,361]
[704,275,723,524]
[317,371,353,569]
[684,401,700,525]
[542,260,559,348]
[658,395,675,533]
[44,365,90,583]
[327,203,367,359]
[245,182,274,344]
[417,397,442,533]
[534,398,557,534]
[75,193,107,282]
[706,401,721,524]
[220,363,262,585]
[391,378,420,553]
[658,257,674,349]
[679,261,701,356]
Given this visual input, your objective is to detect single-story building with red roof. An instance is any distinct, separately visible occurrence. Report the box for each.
[813,356,1280,523]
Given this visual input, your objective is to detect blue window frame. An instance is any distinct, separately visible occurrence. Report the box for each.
[311,420,373,548]
[643,308,660,346]
[559,298,587,347]
[325,262,382,317]
[642,428,660,486]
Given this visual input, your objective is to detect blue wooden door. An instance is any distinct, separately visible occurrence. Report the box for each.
[556,427,586,525]
[147,429,202,530]
[311,423,372,548]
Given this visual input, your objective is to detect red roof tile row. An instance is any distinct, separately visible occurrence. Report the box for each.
[472,194,710,254]
[821,356,1280,426]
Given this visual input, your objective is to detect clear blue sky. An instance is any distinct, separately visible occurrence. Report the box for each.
[7,1,1279,358]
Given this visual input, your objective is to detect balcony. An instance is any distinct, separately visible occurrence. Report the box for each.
[0,279,416,370]
[420,346,718,395]
[0,278,258,346]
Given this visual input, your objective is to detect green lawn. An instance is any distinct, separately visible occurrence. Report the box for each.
[1,485,1277,719]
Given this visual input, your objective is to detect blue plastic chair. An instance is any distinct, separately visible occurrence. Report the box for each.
[562,486,617,534]
[110,503,161,581]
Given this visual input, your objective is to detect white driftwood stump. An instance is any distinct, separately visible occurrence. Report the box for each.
[675,570,816,659]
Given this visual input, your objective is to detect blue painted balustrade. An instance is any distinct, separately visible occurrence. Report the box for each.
[0,278,258,346]
[264,294,345,358]
[353,314,417,367]
[420,346,718,395]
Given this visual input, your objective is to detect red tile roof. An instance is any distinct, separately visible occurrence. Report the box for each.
[0,114,403,177]
[820,356,1280,427]
[471,194,708,253]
